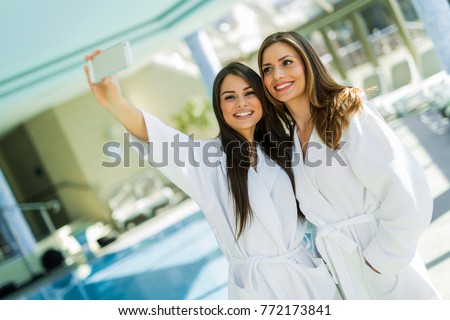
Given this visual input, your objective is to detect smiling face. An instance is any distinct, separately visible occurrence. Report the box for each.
[261,42,309,109]
[219,74,263,141]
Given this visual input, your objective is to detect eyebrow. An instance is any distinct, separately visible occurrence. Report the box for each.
[262,55,294,67]
[221,86,252,96]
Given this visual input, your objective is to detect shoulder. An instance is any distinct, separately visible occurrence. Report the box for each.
[349,91,384,124]
[342,92,396,150]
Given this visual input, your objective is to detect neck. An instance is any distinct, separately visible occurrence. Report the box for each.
[241,128,255,143]
[243,136,254,144]
[286,100,312,132]
[248,143,257,169]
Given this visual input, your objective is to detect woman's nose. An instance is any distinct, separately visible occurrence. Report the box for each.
[274,67,285,79]
[236,95,246,108]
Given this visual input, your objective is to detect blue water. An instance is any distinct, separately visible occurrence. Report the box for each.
[20,211,229,300]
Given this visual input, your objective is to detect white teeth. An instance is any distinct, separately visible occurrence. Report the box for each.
[276,82,292,90]
[235,111,253,117]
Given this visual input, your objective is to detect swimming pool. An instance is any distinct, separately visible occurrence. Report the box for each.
[12,203,229,300]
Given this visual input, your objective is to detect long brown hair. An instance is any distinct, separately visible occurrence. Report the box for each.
[212,62,303,239]
[258,31,362,149]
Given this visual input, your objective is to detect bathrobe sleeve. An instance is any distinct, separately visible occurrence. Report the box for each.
[126,109,223,210]
[343,94,433,275]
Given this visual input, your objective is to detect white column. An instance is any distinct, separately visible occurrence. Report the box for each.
[184,29,222,97]
[411,0,450,74]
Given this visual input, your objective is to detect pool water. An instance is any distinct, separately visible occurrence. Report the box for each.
[18,210,229,300]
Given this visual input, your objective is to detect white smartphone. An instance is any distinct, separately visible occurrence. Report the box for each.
[87,40,133,83]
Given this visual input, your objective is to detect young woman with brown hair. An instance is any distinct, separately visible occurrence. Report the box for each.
[258,31,441,300]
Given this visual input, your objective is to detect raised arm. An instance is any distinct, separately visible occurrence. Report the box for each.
[84,50,148,142]
[84,51,219,209]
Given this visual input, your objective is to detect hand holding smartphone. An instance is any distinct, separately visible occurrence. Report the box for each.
[87,40,133,83]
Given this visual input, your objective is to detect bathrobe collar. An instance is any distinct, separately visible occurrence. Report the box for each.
[248,148,287,251]
[217,145,287,251]
[293,126,326,189]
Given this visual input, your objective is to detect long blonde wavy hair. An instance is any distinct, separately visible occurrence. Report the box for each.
[258,31,363,149]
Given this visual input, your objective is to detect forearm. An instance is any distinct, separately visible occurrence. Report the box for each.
[84,53,149,142]
[108,98,148,142]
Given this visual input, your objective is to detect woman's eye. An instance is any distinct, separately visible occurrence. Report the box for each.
[245,91,255,96]
[224,95,235,100]
[262,67,272,74]
[282,59,293,66]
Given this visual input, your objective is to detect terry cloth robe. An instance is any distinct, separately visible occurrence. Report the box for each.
[292,93,441,300]
[128,110,340,300]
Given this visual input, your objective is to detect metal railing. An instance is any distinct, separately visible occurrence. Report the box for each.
[0,200,61,274]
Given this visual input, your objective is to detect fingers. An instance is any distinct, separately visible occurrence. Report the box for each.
[85,49,102,61]
[102,77,110,85]
[84,63,112,87]
[84,65,93,86]
[84,49,103,85]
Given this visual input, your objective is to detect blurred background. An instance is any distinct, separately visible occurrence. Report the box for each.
[0,0,449,300]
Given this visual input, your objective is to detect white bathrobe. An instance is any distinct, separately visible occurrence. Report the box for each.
[292,94,441,299]
[129,110,340,300]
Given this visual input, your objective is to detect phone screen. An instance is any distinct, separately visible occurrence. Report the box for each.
[88,41,133,83]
